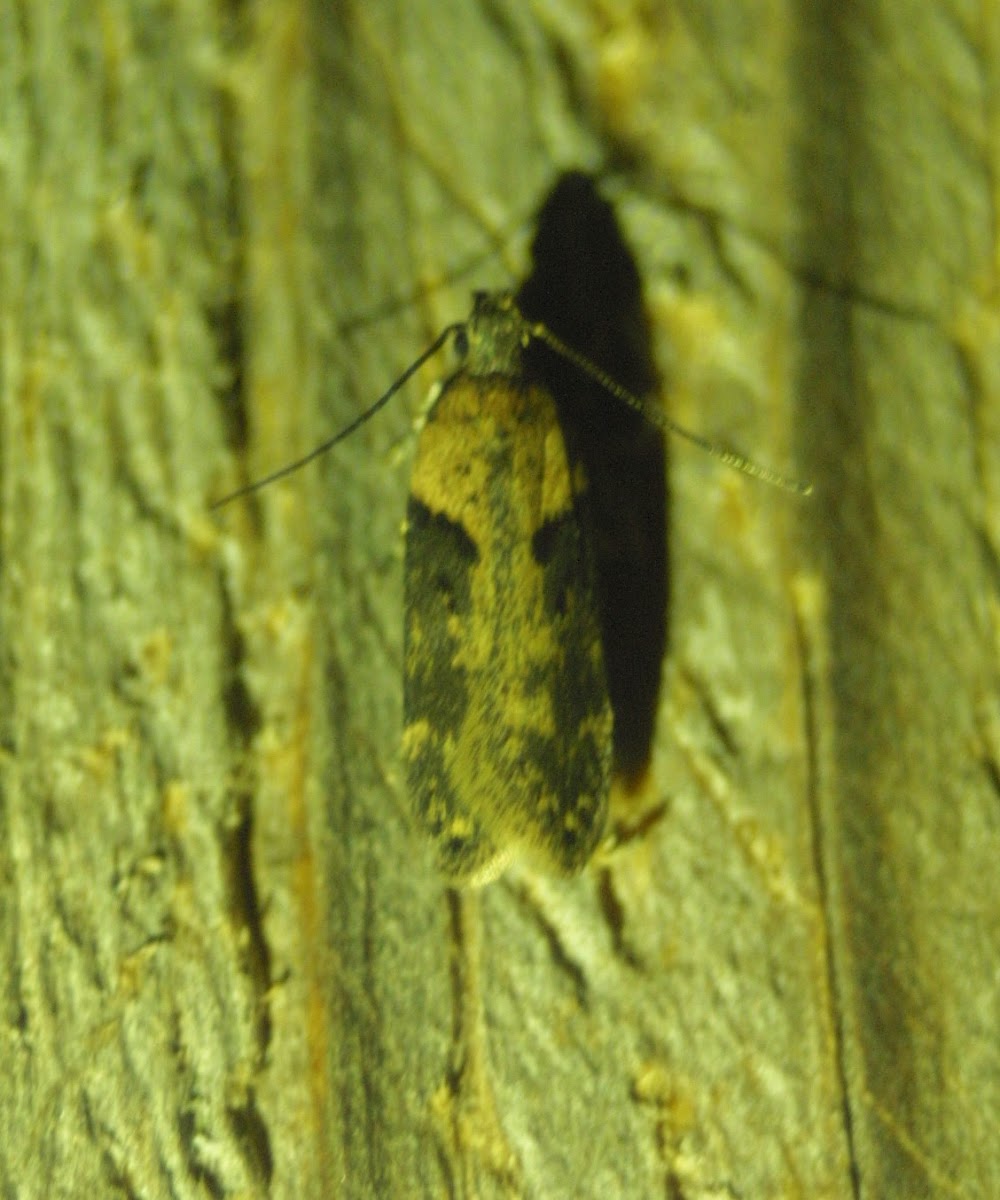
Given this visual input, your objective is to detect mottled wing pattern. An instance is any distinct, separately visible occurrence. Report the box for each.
[403,358,612,883]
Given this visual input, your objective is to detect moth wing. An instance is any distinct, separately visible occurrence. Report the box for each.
[402,495,510,883]
[404,371,612,882]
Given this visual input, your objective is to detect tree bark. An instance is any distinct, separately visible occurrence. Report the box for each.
[1,2,996,1198]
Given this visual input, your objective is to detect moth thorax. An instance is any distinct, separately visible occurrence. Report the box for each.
[462,292,527,378]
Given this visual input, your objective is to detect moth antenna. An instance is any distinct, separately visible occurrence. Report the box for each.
[210,323,463,510]
[530,321,812,497]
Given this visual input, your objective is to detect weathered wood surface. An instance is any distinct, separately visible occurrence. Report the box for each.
[1,2,997,1197]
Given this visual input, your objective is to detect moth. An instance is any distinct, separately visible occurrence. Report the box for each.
[212,173,807,886]
[402,289,616,883]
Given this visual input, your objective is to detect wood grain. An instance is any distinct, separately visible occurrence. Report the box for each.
[1,2,996,1197]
